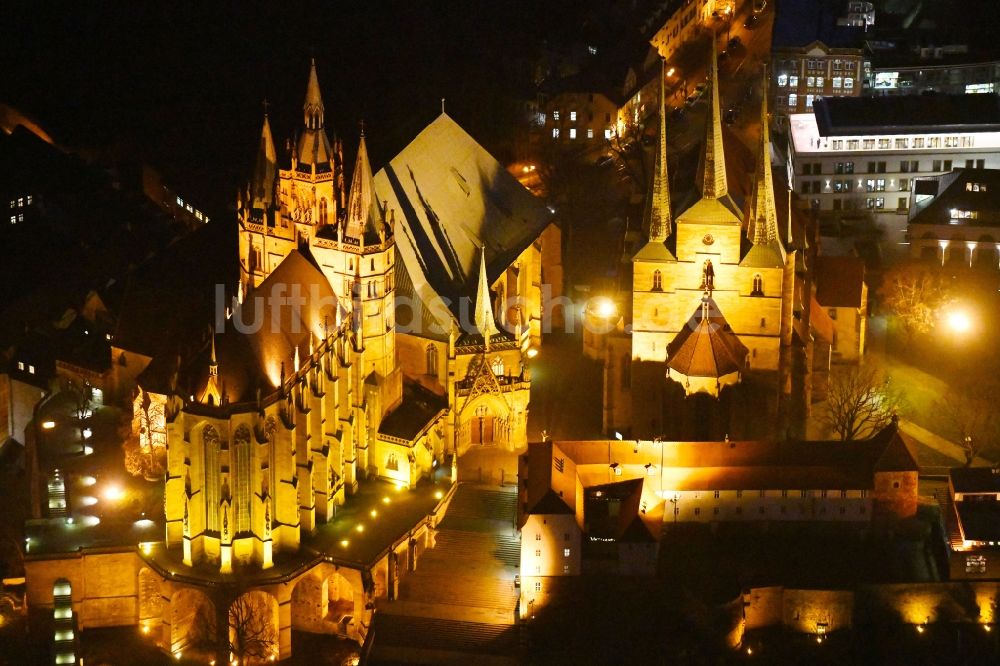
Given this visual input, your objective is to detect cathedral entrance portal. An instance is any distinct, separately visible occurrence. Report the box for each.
[471,404,495,445]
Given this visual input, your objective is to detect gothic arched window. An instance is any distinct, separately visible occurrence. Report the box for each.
[319,198,328,226]
[491,356,504,377]
[233,425,252,534]
[426,344,438,376]
[203,425,221,532]
[751,274,764,296]
[652,270,662,291]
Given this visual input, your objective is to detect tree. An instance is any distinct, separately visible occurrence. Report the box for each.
[194,593,277,665]
[935,374,1000,466]
[228,593,277,664]
[820,365,905,441]
[879,263,953,345]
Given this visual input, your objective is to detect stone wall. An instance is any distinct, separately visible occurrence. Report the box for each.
[25,548,140,628]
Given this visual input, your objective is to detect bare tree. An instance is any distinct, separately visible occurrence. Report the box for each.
[228,594,277,664]
[192,592,277,664]
[820,365,905,441]
[936,374,1000,466]
[879,263,952,345]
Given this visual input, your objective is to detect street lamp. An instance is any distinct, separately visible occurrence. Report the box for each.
[945,309,972,334]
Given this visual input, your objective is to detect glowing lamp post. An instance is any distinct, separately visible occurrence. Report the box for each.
[102,483,125,503]
[944,309,972,334]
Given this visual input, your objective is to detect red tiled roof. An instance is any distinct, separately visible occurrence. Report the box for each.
[815,255,865,308]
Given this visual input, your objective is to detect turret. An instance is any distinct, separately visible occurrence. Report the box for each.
[701,41,727,200]
[473,247,500,350]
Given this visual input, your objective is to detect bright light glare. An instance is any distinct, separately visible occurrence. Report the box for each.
[103,483,125,502]
[355,524,365,533]
[80,515,101,526]
[83,445,94,455]
[79,495,97,506]
[82,428,93,439]
[340,539,349,547]
[591,297,617,318]
[945,309,972,333]
[667,67,676,77]
[526,347,538,359]
[434,490,444,500]
[79,475,96,487]
[42,421,56,430]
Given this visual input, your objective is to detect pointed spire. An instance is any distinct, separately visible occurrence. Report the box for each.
[474,247,500,350]
[209,327,218,377]
[344,132,383,244]
[649,58,672,242]
[251,111,277,209]
[304,58,325,130]
[750,74,780,247]
[293,345,300,373]
[701,40,728,200]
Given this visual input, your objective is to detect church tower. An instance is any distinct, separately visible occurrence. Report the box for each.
[238,59,345,292]
[632,60,677,364]
[310,130,402,420]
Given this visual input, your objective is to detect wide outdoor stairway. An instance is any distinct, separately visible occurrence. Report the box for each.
[370,484,520,664]
[933,487,964,550]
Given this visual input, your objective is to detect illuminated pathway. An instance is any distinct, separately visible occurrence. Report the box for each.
[370,484,520,664]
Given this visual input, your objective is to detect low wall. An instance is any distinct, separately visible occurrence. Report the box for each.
[25,547,140,629]
[743,582,1000,634]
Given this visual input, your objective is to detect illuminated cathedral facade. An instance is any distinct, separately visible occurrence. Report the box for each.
[604,50,806,440]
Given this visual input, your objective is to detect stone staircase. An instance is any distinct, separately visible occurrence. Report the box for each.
[370,484,520,663]
[933,488,964,550]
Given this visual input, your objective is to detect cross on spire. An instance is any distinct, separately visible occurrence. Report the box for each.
[359,119,365,137]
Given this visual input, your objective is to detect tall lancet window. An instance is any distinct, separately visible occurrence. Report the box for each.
[426,344,438,376]
[319,198,328,226]
[652,270,663,291]
[491,356,505,377]
[752,274,764,296]
[203,425,221,532]
[233,425,252,534]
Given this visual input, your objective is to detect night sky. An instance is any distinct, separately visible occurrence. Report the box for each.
[1,2,587,219]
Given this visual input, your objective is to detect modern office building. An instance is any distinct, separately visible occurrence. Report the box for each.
[908,168,1000,269]
[786,94,1000,246]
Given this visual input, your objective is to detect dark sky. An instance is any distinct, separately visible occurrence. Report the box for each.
[1,1,578,218]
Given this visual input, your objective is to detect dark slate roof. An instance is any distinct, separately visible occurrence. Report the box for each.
[909,169,1000,228]
[814,94,1000,137]
[377,382,447,441]
[956,503,1000,543]
[815,256,865,308]
[951,467,1000,494]
[772,0,865,50]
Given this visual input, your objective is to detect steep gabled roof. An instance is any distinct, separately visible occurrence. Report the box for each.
[374,114,553,330]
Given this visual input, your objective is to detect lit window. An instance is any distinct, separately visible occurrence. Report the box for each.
[588,45,597,55]
[564,548,571,557]
[186,204,193,213]
[8,200,13,208]
[614,465,622,476]
[17,362,24,371]
[789,75,799,87]
[17,197,23,206]
[569,128,577,139]
[788,94,798,107]
[26,195,32,204]
[570,111,577,121]
[176,196,183,206]
[17,214,23,222]
[806,94,814,108]
[563,565,569,573]
[816,77,824,88]
[552,128,559,139]
[553,111,560,121]
[777,74,788,87]
[534,581,541,591]
[807,76,815,87]
[28,365,35,374]
[587,128,594,139]
[9,216,14,224]
[535,533,541,541]
[604,128,613,139]
[844,77,854,89]
[832,77,842,88]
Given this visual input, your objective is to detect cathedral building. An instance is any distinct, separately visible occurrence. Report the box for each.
[39,60,564,660]
[605,51,817,441]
